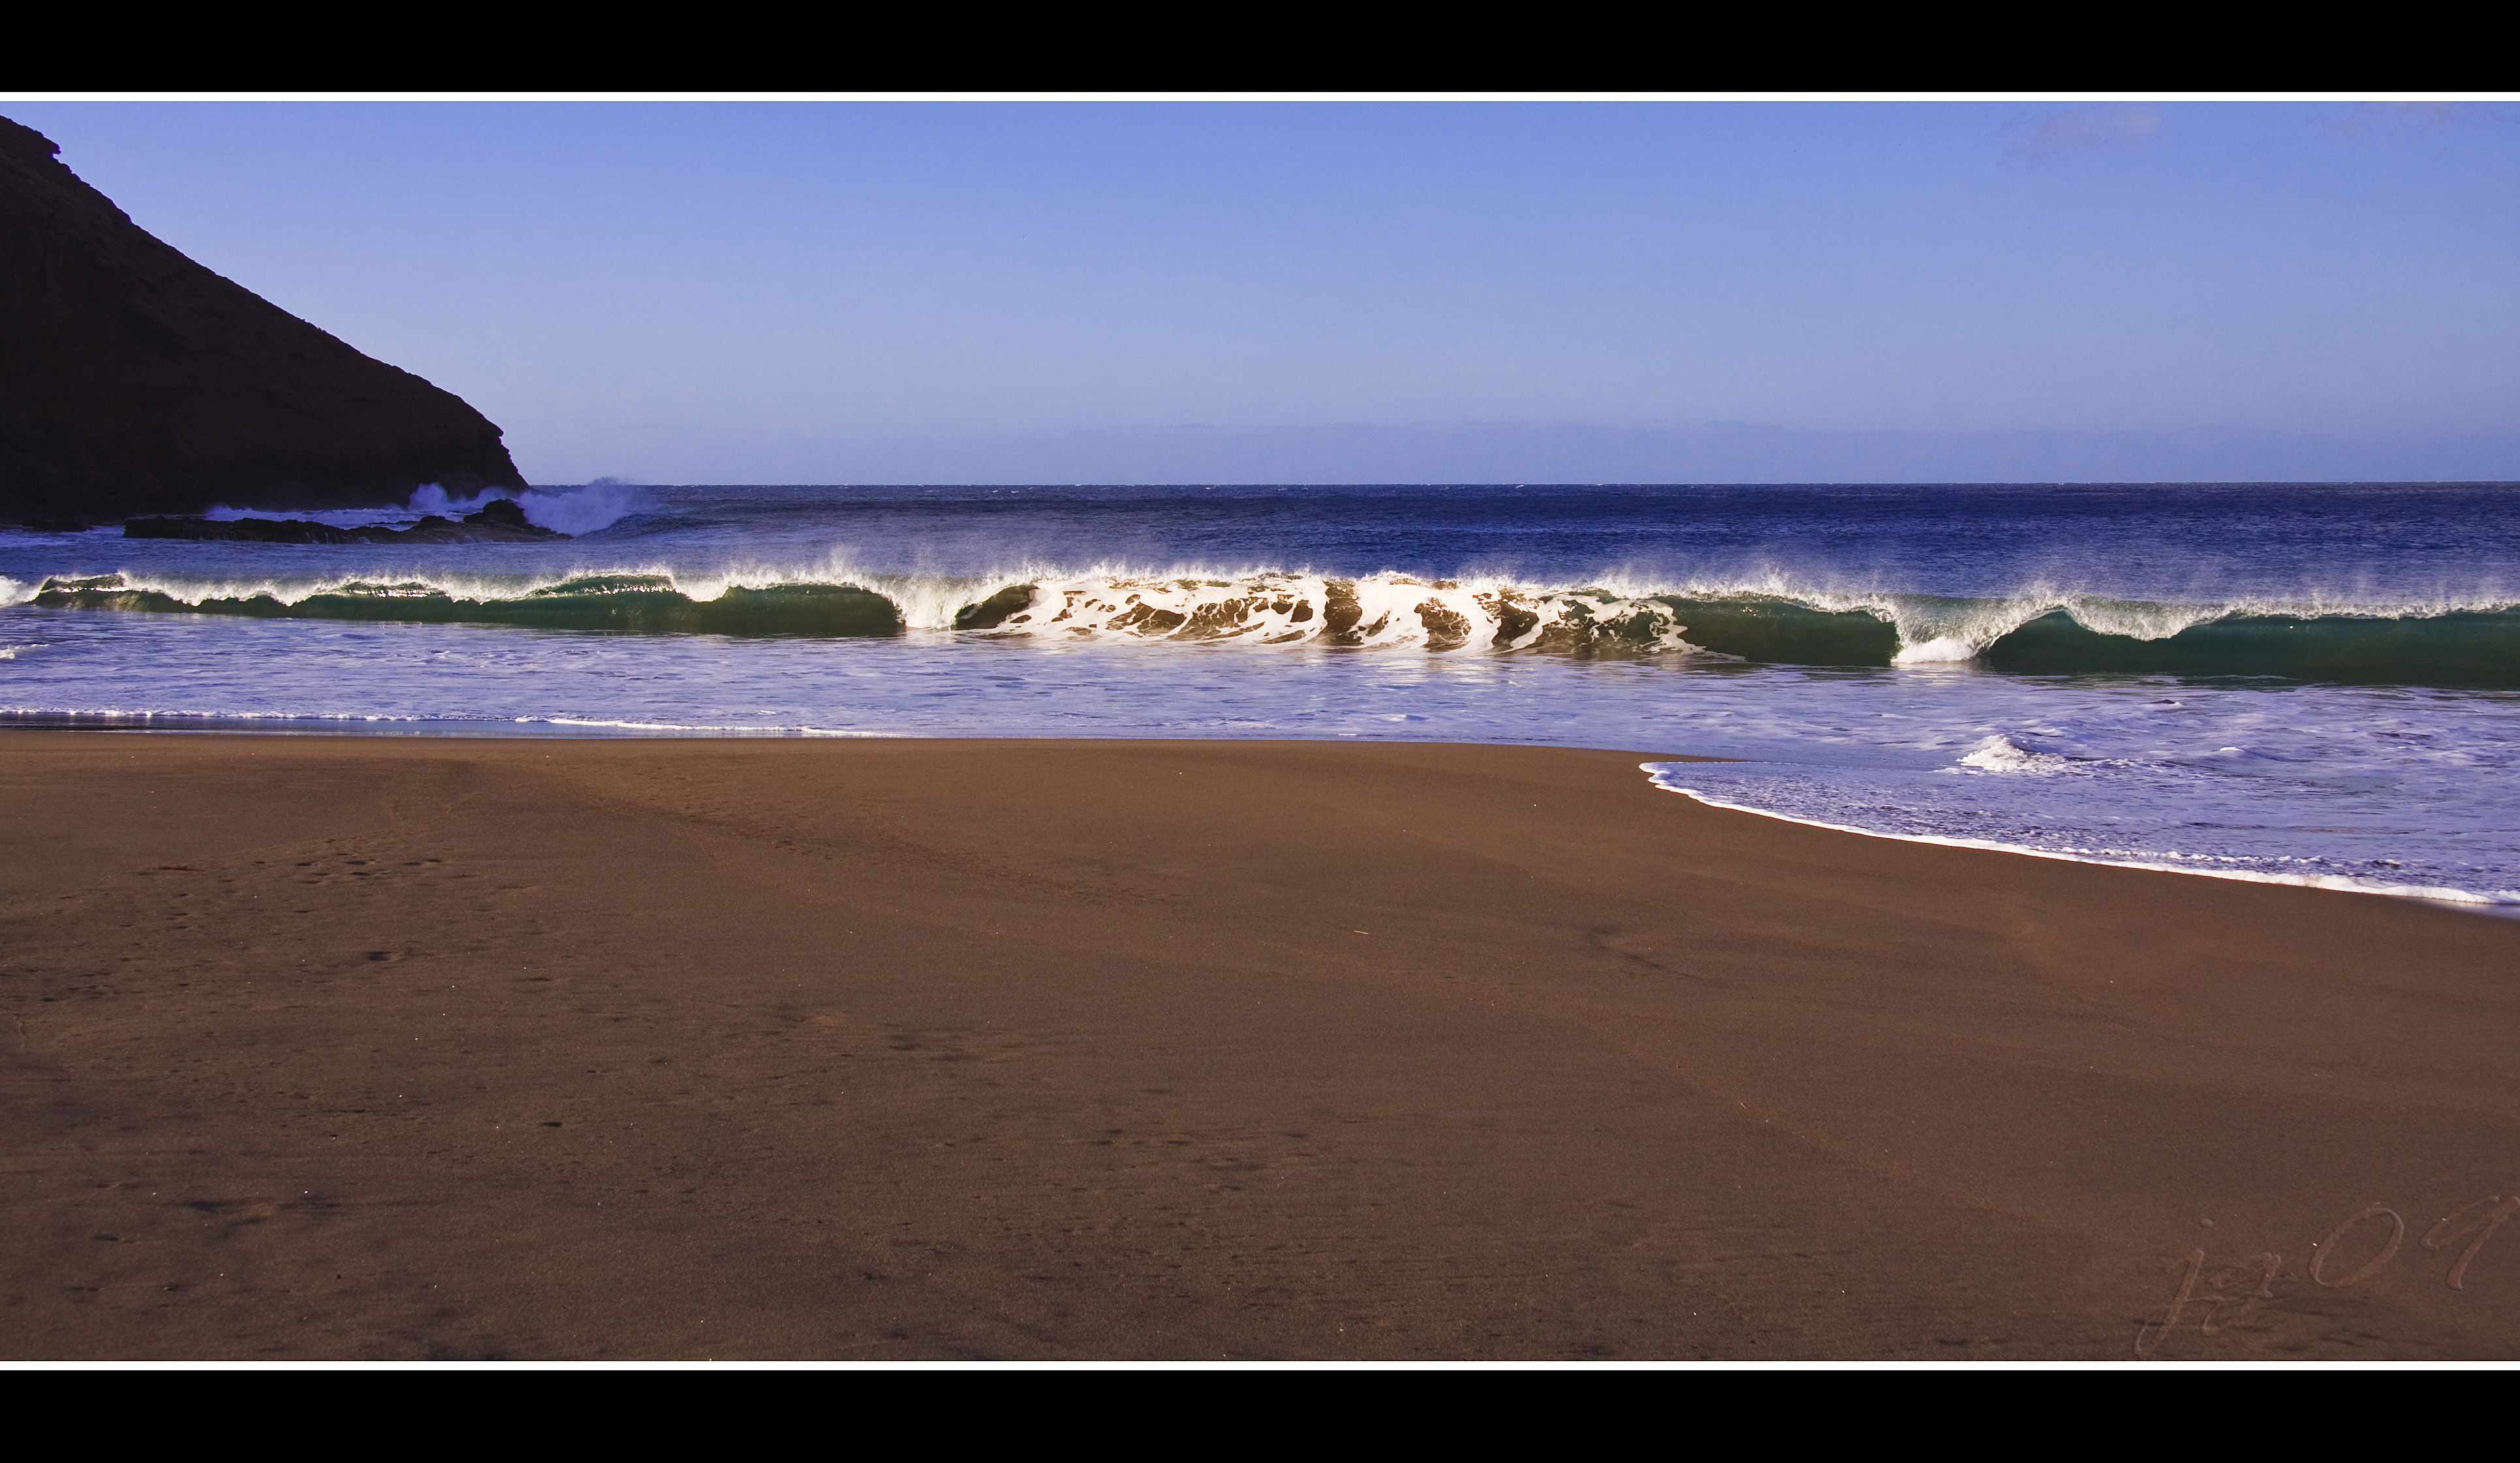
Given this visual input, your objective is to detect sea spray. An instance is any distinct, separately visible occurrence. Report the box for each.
[202,480,646,536]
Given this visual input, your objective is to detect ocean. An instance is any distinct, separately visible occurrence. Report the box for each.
[4,480,2515,907]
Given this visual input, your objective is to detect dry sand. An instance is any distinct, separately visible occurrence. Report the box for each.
[3,732,2516,1362]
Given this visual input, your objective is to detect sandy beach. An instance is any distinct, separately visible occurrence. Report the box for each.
[3,731,2516,1361]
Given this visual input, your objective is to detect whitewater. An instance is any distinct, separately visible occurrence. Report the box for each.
[3,480,2515,907]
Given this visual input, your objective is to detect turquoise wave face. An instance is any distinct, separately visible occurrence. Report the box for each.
[1658,599,2520,685]
[1973,607,2520,685]
[32,576,907,637]
[27,573,2520,687]
[1645,598,1901,665]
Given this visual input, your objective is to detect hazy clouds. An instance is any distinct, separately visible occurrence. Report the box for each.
[2008,105,2164,163]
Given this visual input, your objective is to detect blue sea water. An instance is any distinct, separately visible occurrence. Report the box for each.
[4,480,2515,905]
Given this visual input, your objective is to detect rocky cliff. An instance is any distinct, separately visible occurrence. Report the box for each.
[0,116,526,522]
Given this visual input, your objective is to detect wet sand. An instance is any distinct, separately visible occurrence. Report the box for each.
[4,732,2517,1362]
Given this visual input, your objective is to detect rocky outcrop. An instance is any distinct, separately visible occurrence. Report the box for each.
[125,497,567,544]
[0,115,527,522]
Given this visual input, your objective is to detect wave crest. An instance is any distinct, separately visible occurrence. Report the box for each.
[18,566,2520,685]
[985,572,1697,652]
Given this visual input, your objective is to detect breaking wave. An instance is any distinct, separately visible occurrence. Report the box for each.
[19,565,2519,686]
[202,480,646,537]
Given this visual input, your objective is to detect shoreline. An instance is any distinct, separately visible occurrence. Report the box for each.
[6,734,2518,1360]
[1647,773,2520,915]
[12,716,2514,915]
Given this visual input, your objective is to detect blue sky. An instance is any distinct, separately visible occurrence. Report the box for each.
[6,97,2515,482]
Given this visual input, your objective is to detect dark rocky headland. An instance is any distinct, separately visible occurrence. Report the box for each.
[1,115,527,524]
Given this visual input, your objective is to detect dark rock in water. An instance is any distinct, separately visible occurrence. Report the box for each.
[14,516,95,533]
[124,497,567,544]
[462,497,538,533]
[387,499,567,542]
[126,515,361,543]
[0,115,527,522]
